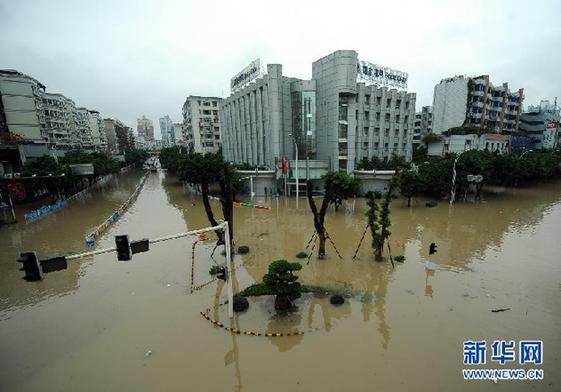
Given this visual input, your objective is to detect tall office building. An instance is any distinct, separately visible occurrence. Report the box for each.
[220,50,416,172]
[137,115,154,141]
[182,96,222,154]
[432,75,524,134]
[159,115,174,147]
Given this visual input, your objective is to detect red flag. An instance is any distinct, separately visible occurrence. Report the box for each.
[281,157,288,176]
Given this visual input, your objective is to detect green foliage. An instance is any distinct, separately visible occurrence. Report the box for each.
[415,150,561,197]
[236,283,274,297]
[159,146,185,173]
[60,151,120,176]
[366,190,392,260]
[357,155,409,171]
[209,265,222,275]
[237,245,249,254]
[21,156,67,177]
[124,149,149,165]
[322,171,361,211]
[443,126,496,137]
[262,260,303,298]
[394,255,405,263]
[412,145,428,163]
[422,133,443,144]
[396,167,423,206]
[295,251,307,259]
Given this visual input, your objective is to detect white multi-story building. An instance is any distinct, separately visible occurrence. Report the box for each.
[173,122,185,146]
[159,115,174,147]
[0,69,47,143]
[42,92,78,148]
[182,96,222,154]
[432,75,524,134]
[88,110,106,150]
[221,50,416,173]
[75,108,93,149]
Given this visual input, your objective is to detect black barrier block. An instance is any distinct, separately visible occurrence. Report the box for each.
[18,252,42,281]
[130,239,149,254]
[40,256,68,273]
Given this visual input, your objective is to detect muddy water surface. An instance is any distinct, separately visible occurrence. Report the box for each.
[1,171,560,391]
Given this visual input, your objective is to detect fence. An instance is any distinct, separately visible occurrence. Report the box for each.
[85,172,149,247]
[24,174,114,223]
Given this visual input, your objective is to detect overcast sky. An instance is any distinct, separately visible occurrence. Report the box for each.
[1,0,559,139]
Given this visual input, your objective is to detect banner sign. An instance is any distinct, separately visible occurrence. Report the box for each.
[231,59,262,93]
[357,59,408,90]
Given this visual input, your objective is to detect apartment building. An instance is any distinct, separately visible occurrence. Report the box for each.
[137,116,154,141]
[182,96,222,154]
[520,100,560,150]
[432,75,524,134]
[0,69,47,143]
[220,50,416,172]
[413,106,432,145]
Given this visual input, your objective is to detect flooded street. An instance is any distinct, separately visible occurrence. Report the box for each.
[1,170,560,391]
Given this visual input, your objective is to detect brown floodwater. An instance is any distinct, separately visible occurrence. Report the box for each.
[1,170,560,391]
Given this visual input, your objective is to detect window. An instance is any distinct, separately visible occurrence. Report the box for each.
[338,142,348,156]
[395,99,401,109]
[374,127,380,136]
[376,97,381,106]
[376,112,380,121]
[364,127,369,136]
[405,102,409,110]
[365,94,371,106]
[213,110,218,115]
[212,101,217,107]
[364,111,369,121]
[203,110,211,115]
[385,113,390,121]
[338,123,348,139]
[386,98,391,108]
[396,115,400,122]
[384,129,389,137]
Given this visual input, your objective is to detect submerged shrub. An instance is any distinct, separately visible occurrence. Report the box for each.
[238,245,250,254]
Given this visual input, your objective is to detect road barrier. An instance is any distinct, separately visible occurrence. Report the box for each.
[24,174,114,223]
[85,172,148,247]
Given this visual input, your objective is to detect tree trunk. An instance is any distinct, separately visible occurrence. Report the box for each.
[407,196,411,207]
[219,178,234,254]
[274,294,292,310]
[307,179,333,259]
[201,181,224,245]
[375,241,383,261]
[317,230,326,259]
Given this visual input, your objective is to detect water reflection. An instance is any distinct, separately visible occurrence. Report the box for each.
[0,171,144,311]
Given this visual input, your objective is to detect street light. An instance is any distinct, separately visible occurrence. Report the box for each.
[288,133,299,208]
[450,149,468,205]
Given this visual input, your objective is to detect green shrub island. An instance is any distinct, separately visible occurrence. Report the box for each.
[237,245,250,254]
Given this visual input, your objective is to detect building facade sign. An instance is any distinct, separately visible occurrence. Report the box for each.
[357,59,408,89]
[231,59,262,93]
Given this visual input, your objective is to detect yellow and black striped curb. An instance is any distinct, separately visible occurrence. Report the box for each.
[200,311,306,337]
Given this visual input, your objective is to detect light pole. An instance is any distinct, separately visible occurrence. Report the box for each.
[450,150,468,205]
[289,133,299,208]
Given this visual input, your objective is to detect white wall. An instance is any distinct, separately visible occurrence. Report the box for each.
[432,78,469,134]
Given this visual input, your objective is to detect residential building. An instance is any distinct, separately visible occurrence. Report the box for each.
[173,122,185,146]
[137,115,154,141]
[220,50,416,173]
[0,69,46,143]
[88,110,106,150]
[413,105,432,145]
[104,118,118,153]
[159,115,174,147]
[42,93,77,148]
[519,100,560,150]
[182,96,222,154]
[104,118,132,154]
[432,75,524,134]
[75,108,94,149]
